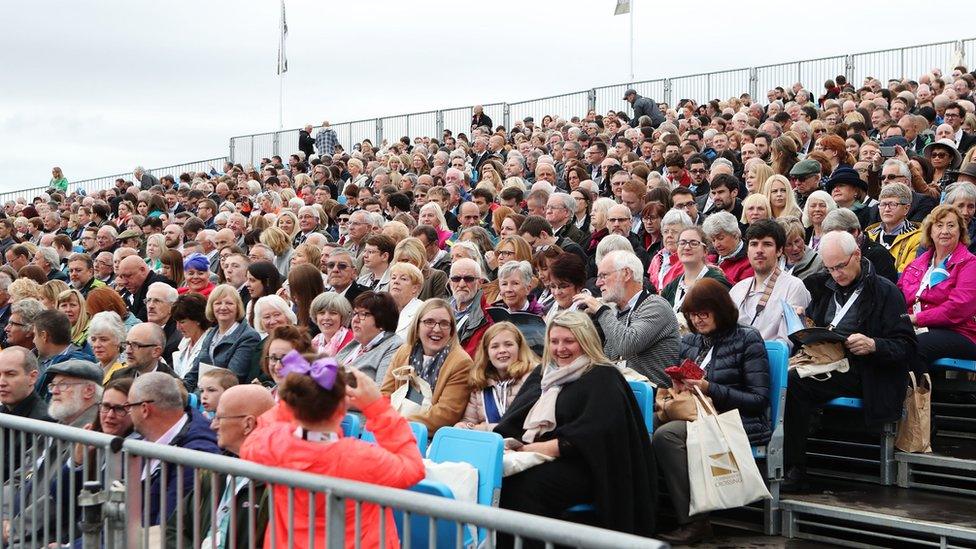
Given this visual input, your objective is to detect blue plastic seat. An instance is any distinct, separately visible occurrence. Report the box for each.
[751,340,790,535]
[361,421,429,455]
[932,358,976,373]
[340,413,362,438]
[627,380,655,434]
[826,397,864,409]
[393,480,464,547]
[427,427,504,544]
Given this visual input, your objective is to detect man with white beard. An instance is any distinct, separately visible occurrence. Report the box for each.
[1,360,102,548]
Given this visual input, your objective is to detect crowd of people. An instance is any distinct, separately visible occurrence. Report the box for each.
[2,65,976,547]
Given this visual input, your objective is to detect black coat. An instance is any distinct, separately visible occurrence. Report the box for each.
[0,392,52,483]
[860,236,898,283]
[631,95,665,128]
[679,326,771,445]
[803,260,916,424]
[126,271,177,322]
[495,365,657,537]
[298,129,315,159]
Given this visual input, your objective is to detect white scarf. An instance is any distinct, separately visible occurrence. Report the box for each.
[522,356,591,443]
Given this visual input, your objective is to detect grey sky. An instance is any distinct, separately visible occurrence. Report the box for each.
[0,0,962,192]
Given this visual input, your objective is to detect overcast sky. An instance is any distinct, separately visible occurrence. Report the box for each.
[0,1,963,193]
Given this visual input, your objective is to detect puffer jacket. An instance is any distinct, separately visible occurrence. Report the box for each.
[679,325,771,445]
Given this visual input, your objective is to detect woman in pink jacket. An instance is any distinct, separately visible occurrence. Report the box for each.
[241,351,425,548]
[898,205,976,375]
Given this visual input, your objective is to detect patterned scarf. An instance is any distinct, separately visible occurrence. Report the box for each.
[409,341,452,388]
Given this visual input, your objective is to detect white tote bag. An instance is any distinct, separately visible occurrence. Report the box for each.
[686,387,770,516]
[389,366,433,417]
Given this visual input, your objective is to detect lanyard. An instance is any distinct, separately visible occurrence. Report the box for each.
[748,268,781,326]
[673,266,707,312]
[657,250,671,290]
[828,288,862,330]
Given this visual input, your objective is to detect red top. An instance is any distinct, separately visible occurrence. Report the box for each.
[178,283,216,297]
[242,397,426,548]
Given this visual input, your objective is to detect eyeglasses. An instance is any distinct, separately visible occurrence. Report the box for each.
[99,403,129,416]
[124,341,159,349]
[351,310,373,321]
[688,311,711,320]
[825,254,855,274]
[596,268,624,281]
[881,174,906,181]
[496,250,515,258]
[677,239,703,248]
[325,262,351,271]
[421,318,452,330]
[267,353,287,364]
[673,202,695,210]
[930,152,950,159]
[878,201,909,209]
[689,168,707,174]
[48,381,87,394]
[7,320,28,329]
[123,400,155,412]
[450,275,479,284]
[607,217,631,224]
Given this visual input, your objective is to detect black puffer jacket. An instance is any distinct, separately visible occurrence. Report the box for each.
[679,325,771,445]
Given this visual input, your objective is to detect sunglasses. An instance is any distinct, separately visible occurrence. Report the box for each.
[450,275,479,283]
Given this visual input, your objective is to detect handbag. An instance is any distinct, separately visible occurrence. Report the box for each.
[895,372,933,453]
[686,387,770,516]
[654,387,714,424]
[389,366,433,417]
[788,341,849,379]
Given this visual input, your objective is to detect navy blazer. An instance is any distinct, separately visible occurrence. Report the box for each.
[184,322,261,390]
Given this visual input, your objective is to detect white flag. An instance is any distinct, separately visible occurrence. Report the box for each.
[277,0,288,74]
[614,0,630,15]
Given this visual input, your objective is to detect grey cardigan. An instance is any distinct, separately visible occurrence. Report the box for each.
[335,331,404,383]
[595,289,680,387]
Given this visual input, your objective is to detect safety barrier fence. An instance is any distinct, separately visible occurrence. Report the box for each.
[0,412,664,549]
[227,38,975,166]
[10,37,974,204]
[1,157,228,207]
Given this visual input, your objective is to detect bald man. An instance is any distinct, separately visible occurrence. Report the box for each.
[167,385,275,547]
[115,255,176,322]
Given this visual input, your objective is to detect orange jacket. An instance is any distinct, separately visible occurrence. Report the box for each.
[241,397,426,548]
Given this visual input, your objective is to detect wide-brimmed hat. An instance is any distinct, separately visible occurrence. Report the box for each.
[923,139,962,168]
[824,166,868,193]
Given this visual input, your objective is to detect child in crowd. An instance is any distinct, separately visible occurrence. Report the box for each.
[199,367,239,416]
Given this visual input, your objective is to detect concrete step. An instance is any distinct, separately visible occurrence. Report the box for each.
[896,438,976,497]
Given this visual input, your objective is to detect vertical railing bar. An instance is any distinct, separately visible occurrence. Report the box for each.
[175,463,184,549]
[287,486,295,549]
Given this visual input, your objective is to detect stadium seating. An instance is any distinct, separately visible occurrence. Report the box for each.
[361,421,429,455]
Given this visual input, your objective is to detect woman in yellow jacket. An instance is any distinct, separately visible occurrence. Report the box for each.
[866,183,922,274]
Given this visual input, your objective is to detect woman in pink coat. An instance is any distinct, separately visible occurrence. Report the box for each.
[897,205,976,374]
[241,351,425,548]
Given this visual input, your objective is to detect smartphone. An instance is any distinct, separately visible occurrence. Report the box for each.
[879,146,896,157]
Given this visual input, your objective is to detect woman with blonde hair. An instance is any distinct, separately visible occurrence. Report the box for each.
[57,289,91,348]
[10,277,43,304]
[145,233,167,273]
[741,193,772,225]
[456,322,539,431]
[259,226,294,277]
[388,263,425,339]
[409,153,430,176]
[493,310,655,542]
[276,210,300,240]
[40,280,70,310]
[763,174,803,219]
[744,160,775,195]
[188,284,261,389]
[393,237,449,300]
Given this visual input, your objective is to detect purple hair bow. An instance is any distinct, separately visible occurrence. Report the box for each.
[278,350,339,390]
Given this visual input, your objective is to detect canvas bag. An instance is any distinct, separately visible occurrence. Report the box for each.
[389,366,433,417]
[686,387,770,516]
[788,341,850,379]
[895,372,933,453]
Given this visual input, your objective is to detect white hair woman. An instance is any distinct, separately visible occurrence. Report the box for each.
[648,209,694,292]
[417,202,453,247]
[388,263,425,339]
[88,311,127,382]
[493,261,542,315]
[801,190,837,250]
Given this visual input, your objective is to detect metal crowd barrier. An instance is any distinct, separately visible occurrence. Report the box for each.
[0,412,664,549]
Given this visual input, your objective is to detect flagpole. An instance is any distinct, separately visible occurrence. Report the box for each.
[629,0,634,83]
[278,0,284,130]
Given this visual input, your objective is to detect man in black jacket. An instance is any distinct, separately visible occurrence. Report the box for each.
[623,89,665,128]
[115,256,176,322]
[783,231,915,492]
[298,124,315,160]
[0,346,53,483]
[822,208,898,283]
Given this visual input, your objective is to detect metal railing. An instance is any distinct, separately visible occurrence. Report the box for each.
[228,37,974,166]
[0,412,664,549]
[0,157,228,206]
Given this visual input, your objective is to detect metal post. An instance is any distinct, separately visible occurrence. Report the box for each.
[250,135,256,166]
[749,67,758,101]
[846,54,855,86]
[587,89,597,113]
[326,492,345,549]
[79,481,103,549]
[229,138,236,165]
[272,131,280,157]
[503,104,511,131]
[663,78,672,107]
[436,110,444,139]
[375,118,383,147]
[900,47,906,79]
[629,0,634,83]
[406,116,410,142]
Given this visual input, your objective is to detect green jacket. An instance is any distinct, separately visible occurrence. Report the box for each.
[165,469,270,549]
[49,177,68,193]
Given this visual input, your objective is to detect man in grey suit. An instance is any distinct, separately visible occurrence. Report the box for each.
[574,250,679,386]
[1,360,102,548]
